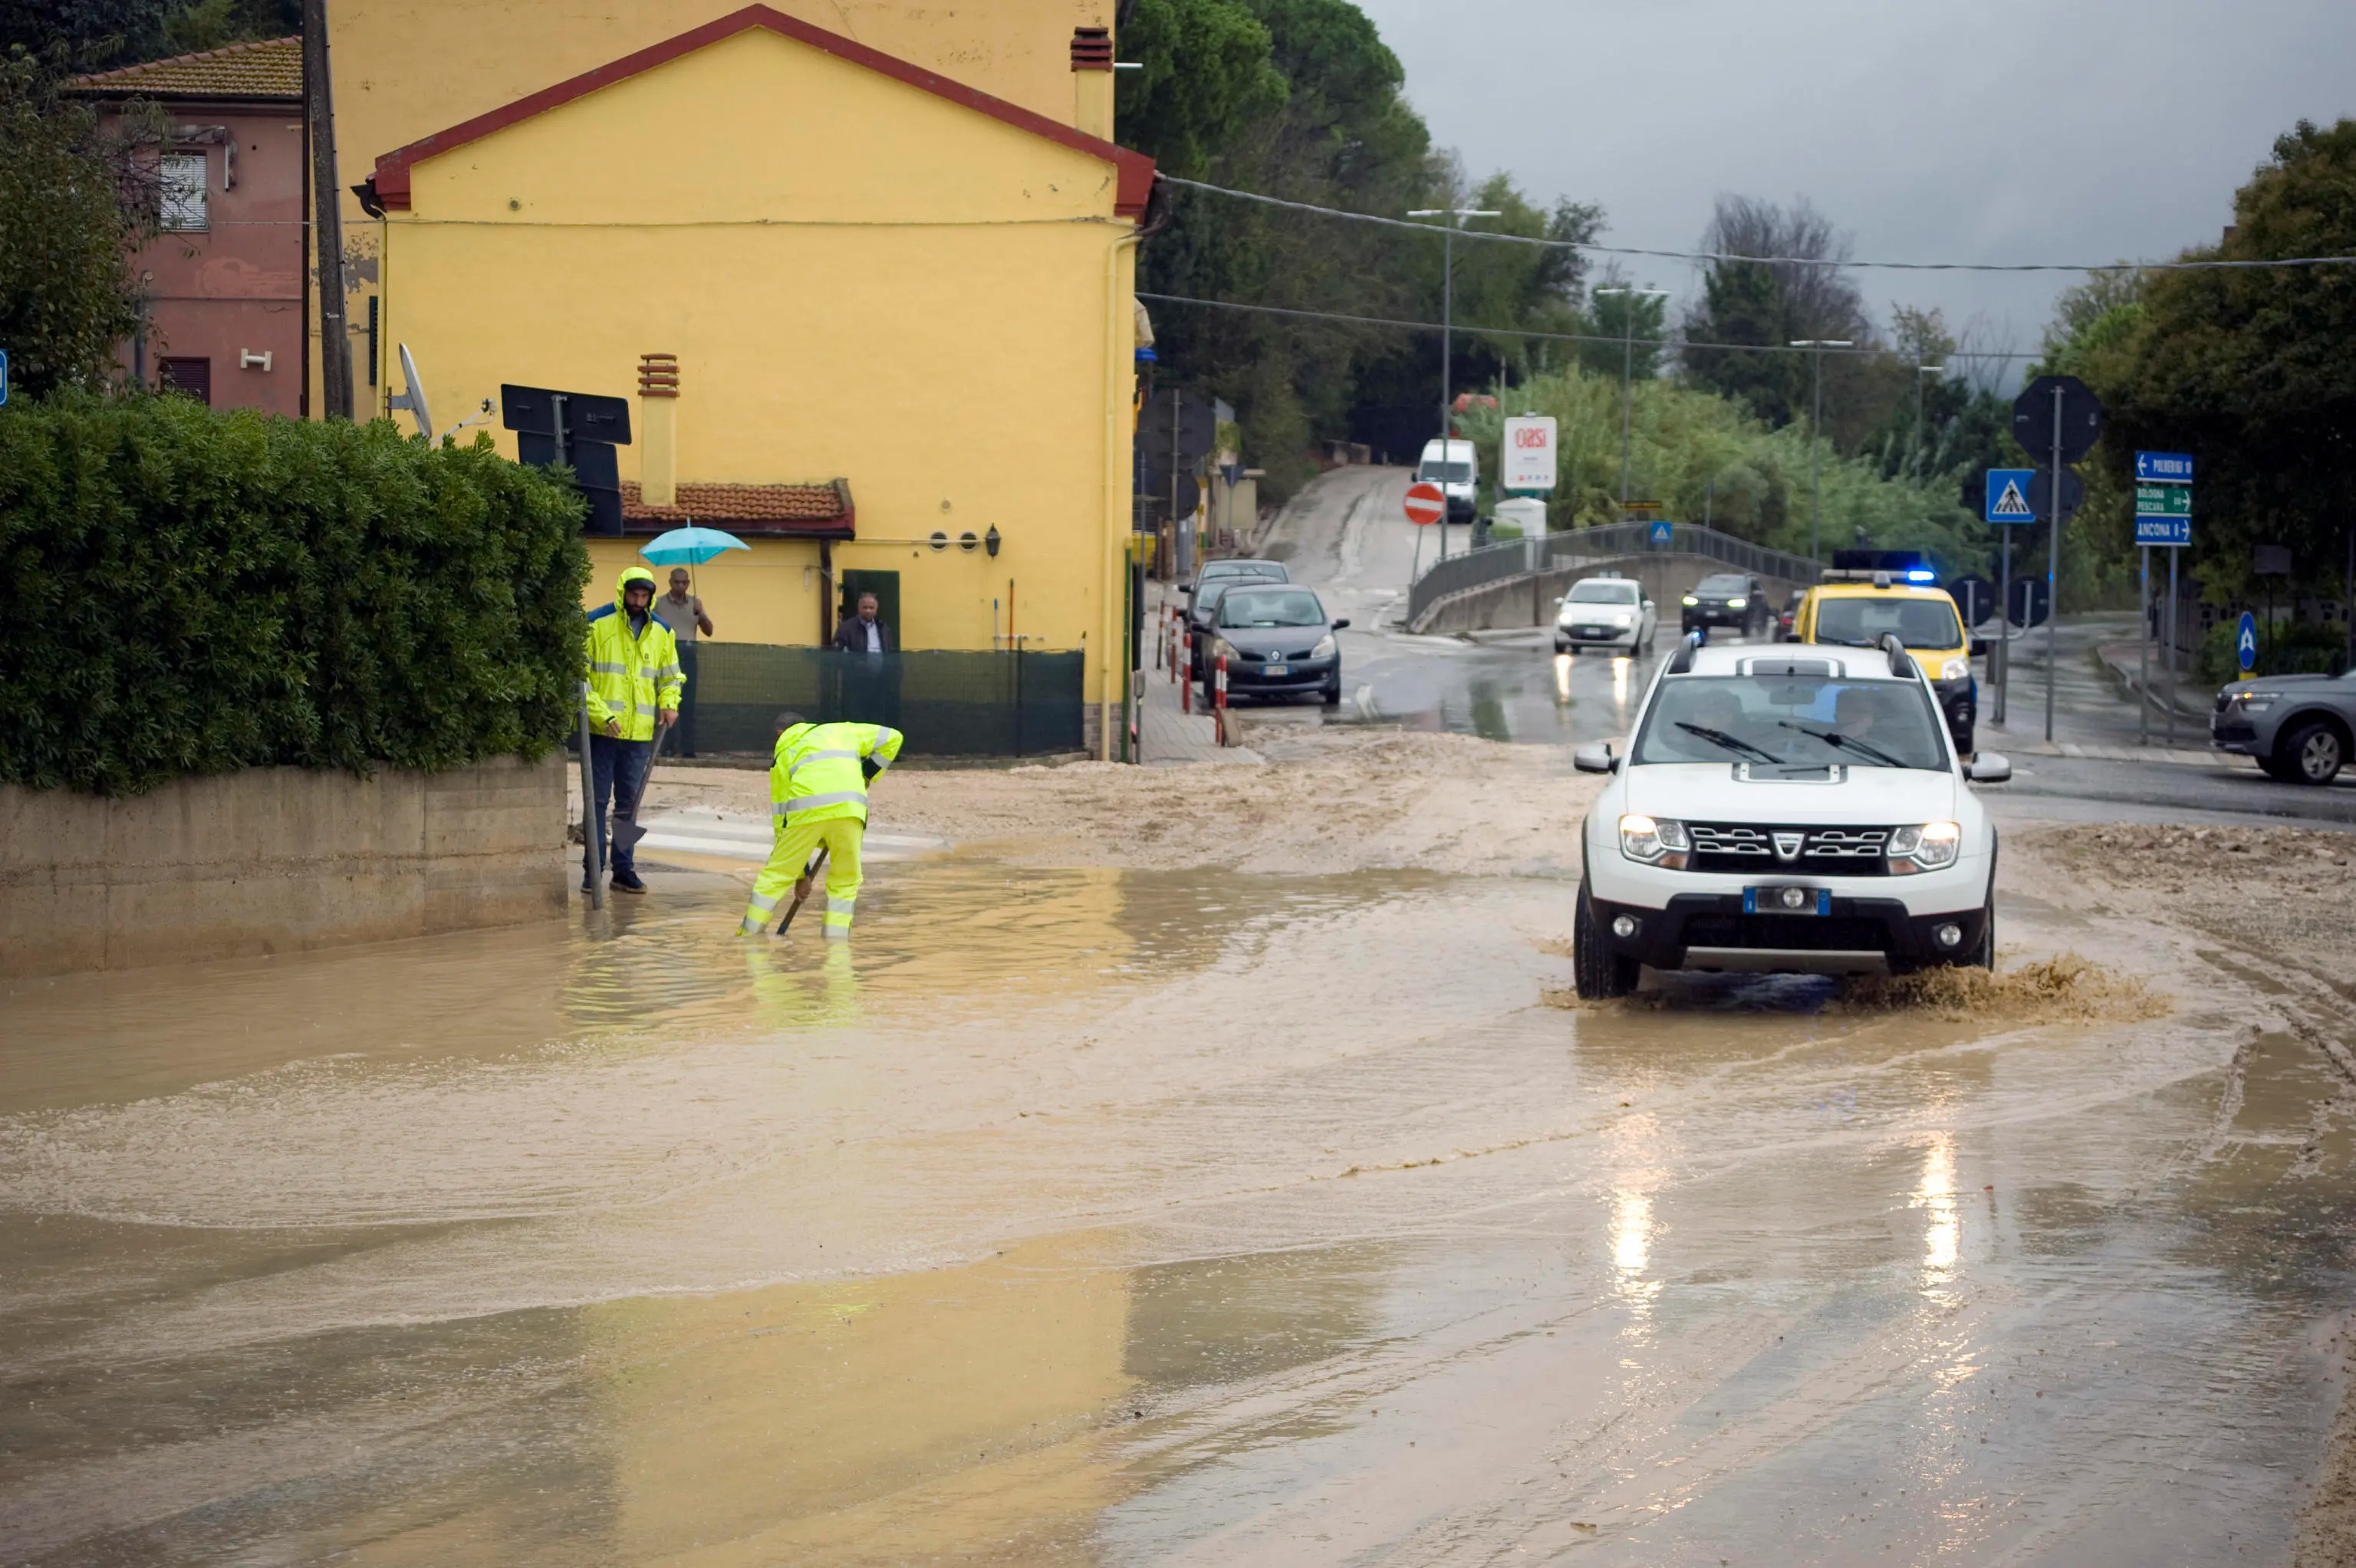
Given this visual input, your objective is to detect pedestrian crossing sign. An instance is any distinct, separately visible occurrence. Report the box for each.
[1985,468,2035,524]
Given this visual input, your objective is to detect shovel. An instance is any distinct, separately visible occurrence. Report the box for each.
[610,720,674,858]
[775,846,829,935]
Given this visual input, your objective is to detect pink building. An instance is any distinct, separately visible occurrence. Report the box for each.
[71,38,308,414]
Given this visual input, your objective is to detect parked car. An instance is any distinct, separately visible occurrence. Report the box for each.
[1555,574,1657,655]
[1681,572,1767,637]
[1417,438,1479,524]
[1184,563,1288,677]
[1569,634,2012,998]
[2212,669,2355,784]
[1203,583,1347,705]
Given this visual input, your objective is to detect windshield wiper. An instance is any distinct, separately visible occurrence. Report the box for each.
[1673,722,1782,763]
[1776,720,1910,768]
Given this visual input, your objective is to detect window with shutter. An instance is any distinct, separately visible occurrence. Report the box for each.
[160,357,212,405]
[160,152,208,231]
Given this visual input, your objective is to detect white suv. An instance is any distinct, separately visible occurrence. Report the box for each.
[1570,637,2010,998]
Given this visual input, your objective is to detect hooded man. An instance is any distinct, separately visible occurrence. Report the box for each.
[583,565,683,894]
[739,711,903,938]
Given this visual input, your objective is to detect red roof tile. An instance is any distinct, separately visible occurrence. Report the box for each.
[70,37,302,101]
[620,479,854,538]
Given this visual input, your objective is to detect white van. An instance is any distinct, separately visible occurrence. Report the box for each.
[1417,439,1478,524]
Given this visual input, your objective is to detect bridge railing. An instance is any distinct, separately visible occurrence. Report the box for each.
[1404,521,1821,626]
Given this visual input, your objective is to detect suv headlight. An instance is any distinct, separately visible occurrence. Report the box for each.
[2235,691,2280,712]
[1886,820,1962,872]
[1726,597,1747,609]
[1940,657,1970,682]
[1311,633,1337,659]
[1681,595,1699,606]
[1620,814,1690,869]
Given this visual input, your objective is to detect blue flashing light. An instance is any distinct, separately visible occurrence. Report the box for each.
[1905,568,1937,583]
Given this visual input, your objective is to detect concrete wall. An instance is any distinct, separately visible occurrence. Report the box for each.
[1415,554,1812,636]
[0,755,567,979]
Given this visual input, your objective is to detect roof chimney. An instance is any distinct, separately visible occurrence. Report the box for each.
[1071,26,1113,139]
[637,353,679,508]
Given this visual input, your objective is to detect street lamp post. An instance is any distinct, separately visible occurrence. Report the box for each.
[1910,363,1945,481]
[1595,286,1671,507]
[1788,339,1853,560]
[1409,205,1499,563]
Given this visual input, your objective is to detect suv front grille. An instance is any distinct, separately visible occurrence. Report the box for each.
[1686,823,1893,876]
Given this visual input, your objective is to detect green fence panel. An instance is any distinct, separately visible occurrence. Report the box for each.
[686,645,1084,757]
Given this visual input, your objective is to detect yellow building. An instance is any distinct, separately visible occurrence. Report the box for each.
[343,4,1150,753]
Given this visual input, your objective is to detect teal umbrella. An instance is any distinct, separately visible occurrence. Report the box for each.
[638,526,750,566]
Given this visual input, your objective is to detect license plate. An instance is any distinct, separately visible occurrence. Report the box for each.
[1746,886,1828,915]
[1263,663,1289,676]
[1575,626,1609,638]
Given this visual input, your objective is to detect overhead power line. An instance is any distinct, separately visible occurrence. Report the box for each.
[1157,173,2356,274]
[1134,291,2042,360]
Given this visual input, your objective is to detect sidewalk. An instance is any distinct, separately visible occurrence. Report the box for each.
[1138,585,1264,767]
[2095,639,2218,725]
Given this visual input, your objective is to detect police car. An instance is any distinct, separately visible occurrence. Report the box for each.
[1569,635,2011,998]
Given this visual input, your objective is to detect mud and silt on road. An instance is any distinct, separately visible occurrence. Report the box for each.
[5,731,2355,1564]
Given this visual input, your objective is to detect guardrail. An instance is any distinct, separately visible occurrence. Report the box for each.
[1403,521,1821,626]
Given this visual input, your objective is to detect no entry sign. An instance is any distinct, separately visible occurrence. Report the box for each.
[1403,481,1446,527]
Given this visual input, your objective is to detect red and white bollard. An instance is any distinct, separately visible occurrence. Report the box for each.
[1213,653,1229,745]
[1182,625,1193,712]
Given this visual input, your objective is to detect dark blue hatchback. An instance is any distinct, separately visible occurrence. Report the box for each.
[1202,585,1348,705]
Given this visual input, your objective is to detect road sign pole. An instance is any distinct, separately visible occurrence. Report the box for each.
[2045,385,2062,743]
[1996,531,2010,725]
[2166,547,2179,748]
[2138,544,2150,746]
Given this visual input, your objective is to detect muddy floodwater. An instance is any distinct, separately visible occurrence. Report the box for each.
[3,848,2353,1564]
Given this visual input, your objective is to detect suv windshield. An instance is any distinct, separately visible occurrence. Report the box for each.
[1813,595,1963,649]
[1631,676,1948,771]
[1219,589,1327,629]
[1568,580,1639,603]
[1696,575,1751,595]
[1419,462,1472,483]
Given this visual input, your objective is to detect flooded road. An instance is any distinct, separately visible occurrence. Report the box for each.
[4,846,2352,1564]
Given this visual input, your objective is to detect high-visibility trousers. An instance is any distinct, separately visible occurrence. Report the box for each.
[740,816,865,937]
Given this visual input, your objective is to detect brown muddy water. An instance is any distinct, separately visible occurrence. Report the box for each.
[2,856,2352,1564]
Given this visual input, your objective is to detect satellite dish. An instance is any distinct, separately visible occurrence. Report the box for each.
[387,342,433,438]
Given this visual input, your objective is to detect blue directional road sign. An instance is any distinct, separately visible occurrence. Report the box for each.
[1985,468,2035,524]
[2237,612,2259,674]
[2136,451,2193,484]
[0,348,9,408]
[1649,520,1673,546]
[2135,516,2191,547]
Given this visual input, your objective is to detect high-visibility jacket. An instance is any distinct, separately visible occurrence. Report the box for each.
[584,566,683,741]
[771,721,903,830]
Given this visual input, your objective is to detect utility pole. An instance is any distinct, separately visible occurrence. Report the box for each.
[1597,286,1670,506]
[1409,202,1499,564]
[302,0,353,419]
[1789,339,1852,559]
[1911,362,1944,480]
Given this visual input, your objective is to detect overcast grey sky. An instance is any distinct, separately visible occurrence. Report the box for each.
[1354,0,2356,380]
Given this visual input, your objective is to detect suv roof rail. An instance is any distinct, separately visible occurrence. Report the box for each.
[1667,630,1703,674]
[1879,633,1917,679]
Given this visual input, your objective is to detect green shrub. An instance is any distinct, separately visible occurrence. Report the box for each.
[2194,613,2347,685]
[0,394,591,794]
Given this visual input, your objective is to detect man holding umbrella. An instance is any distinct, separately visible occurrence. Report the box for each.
[638,526,749,761]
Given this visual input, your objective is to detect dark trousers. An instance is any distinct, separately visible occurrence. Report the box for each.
[675,645,699,757]
[584,733,652,883]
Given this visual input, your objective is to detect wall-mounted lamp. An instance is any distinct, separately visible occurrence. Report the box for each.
[985,524,1002,558]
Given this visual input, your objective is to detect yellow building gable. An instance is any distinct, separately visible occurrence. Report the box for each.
[370,8,1147,751]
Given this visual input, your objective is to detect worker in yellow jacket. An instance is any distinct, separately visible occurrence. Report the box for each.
[583,565,683,895]
[739,711,904,937]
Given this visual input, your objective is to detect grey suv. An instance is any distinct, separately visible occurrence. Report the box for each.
[2212,671,2355,784]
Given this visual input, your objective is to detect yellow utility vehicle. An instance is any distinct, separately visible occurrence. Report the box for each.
[1793,551,1984,756]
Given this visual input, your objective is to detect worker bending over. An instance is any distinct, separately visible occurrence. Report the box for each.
[740,712,903,937]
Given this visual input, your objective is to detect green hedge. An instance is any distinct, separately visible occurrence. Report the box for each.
[2195,613,2348,685]
[0,395,591,794]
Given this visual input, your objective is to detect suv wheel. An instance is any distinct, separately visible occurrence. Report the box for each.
[1573,883,1642,1000]
[2277,719,2346,785]
[1972,895,1996,969]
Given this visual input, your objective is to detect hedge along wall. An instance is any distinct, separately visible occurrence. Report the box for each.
[0,394,591,795]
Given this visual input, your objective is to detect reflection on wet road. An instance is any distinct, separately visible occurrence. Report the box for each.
[3,853,2351,1563]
